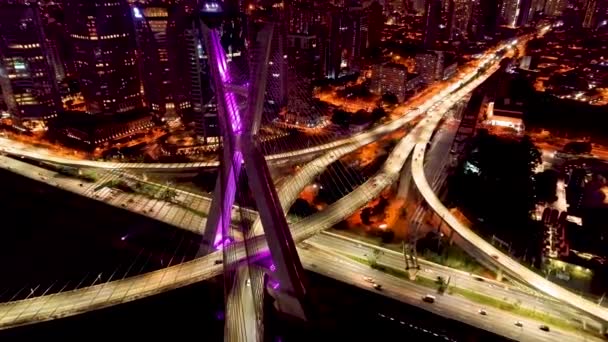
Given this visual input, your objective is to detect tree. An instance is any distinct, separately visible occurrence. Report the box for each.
[371,106,387,122]
[290,198,318,217]
[382,92,399,105]
[360,207,372,225]
[367,249,383,267]
[535,170,558,204]
[372,196,389,215]
[161,189,178,202]
[380,229,395,243]
[331,109,350,128]
[449,133,543,255]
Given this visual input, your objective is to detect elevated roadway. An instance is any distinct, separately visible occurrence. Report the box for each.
[0,39,529,331]
[411,73,608,326]
[302,243,602,342]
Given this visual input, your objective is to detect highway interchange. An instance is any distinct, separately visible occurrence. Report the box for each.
[0,30,605,341]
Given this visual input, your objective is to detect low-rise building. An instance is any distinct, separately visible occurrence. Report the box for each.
[48,109,154,148]
[371,63,423,102]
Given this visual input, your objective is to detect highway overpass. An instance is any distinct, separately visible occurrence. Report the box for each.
[411,72,608,327]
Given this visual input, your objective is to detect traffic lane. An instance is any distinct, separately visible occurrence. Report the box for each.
[299,246,594,342]
[307,233,580,324]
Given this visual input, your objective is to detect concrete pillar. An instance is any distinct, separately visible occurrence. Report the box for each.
[448,229,455,245]
[397,163,413,199]
[496,269,503,282]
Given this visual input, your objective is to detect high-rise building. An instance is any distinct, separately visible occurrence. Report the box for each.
[500,0,520,27]
[266,16,289,118]
[371,62,409,101]
[415,50,455,83]
[322,10,343,79]
[449,0,473,40]
[469,0,500,39]
[516,0,533,27]
[412,0,426,13]
[249,0,289,118]
[367,1,384,53]
[544,0,567,16]
[322,5,368,79]
[531,0,546,13]
[179,17,217,144]
[132,4,174,117]
[43,20,67,82]
[423,0,442,48]
[64,0,142,115]
[415,51,438,84]
[170,4,247,144]
[583,0,599,28]
[0,4,61,121]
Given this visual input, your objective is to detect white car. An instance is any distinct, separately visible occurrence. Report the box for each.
[363,276,374,283]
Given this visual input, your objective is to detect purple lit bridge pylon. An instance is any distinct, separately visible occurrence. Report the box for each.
[196,15,309,333]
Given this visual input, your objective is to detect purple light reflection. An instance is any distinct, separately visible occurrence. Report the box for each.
[213,151,243,249]
[269,279,280,290]
[210,32,242,134]
[209,27,245,250]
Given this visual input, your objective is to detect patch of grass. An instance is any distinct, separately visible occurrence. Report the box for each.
[371,263,409,279]
[178,204,208,218]
[450,287,516,311]
[94,179,122,192]
[413,276,438,289]
[45,164,99,182]
[421,248,490,277]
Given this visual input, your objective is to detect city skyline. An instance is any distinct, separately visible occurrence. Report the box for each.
[1,1,608,341]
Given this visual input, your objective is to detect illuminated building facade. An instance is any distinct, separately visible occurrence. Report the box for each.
[64,0,142,115]
[371,62,409,101]
[132,4,175,117]
[583,0,598,28]
[323,5,368,79]
[469,0,500,39]
[544,0,567,17]
[0,4,60,121]
[449,0,473,40]
[423,0,441,49]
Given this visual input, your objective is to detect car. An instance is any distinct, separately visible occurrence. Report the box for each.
[491,254,499,260]
[373,283,382,291]
[363,276,374,283]
[214,260,223,265]
[514,321,523,327]
[422,294,436,303]
[478,309,487,316]
[539,325,550,332]
[79,183,83,187]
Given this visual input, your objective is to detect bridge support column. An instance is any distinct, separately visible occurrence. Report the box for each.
[496,269,503,282]
[447,229,455,245]
[200,20,310,333]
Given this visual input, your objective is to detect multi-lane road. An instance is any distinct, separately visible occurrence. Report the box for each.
[301,242,603,342]
[308,232,594,329]
[410,65,608,326]
[1,33,591,342]
[0,45,500,330]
